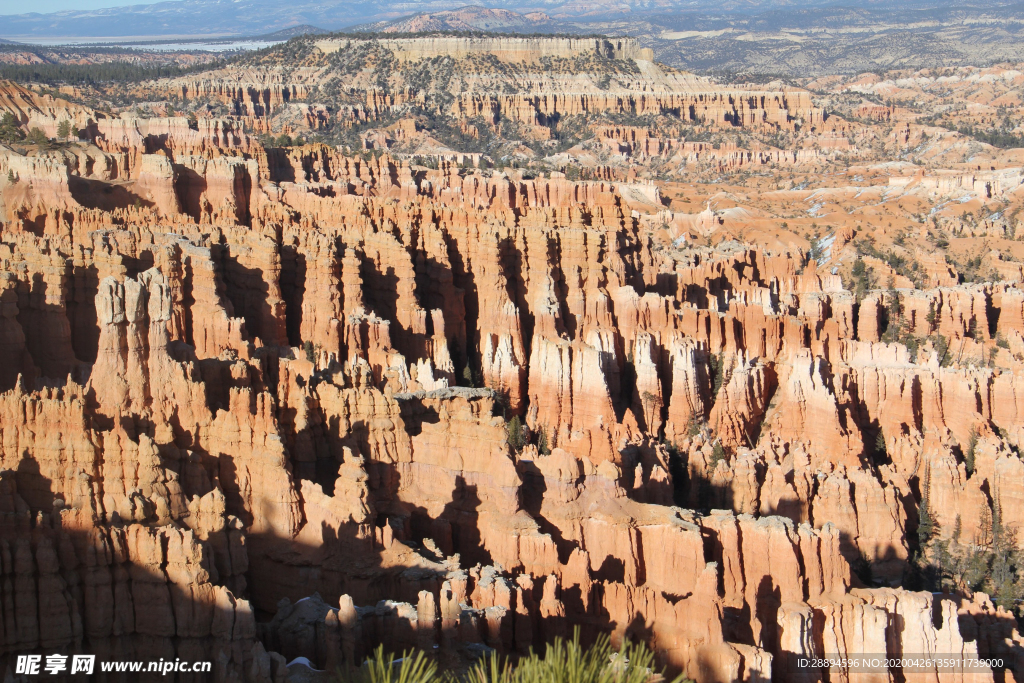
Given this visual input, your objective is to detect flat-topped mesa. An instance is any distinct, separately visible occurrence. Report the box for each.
[314,36,653,63]
[149,38,819,133]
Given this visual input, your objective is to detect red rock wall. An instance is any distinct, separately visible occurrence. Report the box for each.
[1,137,1023,682]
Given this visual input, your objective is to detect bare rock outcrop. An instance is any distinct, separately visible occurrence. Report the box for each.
[1,109,1023,683]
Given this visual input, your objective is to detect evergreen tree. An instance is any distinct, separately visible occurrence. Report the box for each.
[917,467,936,545]
[992,497,1004,549]
[27,127,49,147]
[932,333,951,367]
[978,503,994,549]
[0,59,224,86]
[0,112,23,144]
[882,283,903,342]
[536,427,551,456]
[710,351,726,396]
[710,439,726,468]
[506,415,525,452]
[964,427,978,475]
[874,429,888,460]
[850,258,874,301]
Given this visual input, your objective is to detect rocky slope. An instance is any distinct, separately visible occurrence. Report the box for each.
[0,111,1023,681]
[136,34,818,152]
[1,39,1024,683]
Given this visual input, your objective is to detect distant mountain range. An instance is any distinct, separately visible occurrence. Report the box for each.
[3,0,1024,77]
[350,6,558,33]
[258,25,332,39]
[0,0,1010,40]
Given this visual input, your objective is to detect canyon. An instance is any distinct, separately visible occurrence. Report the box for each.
[0,33,1023,683]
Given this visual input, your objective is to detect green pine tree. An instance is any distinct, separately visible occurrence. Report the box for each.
[710,439,726,468]
[964,427,978,475]
[917,467,936,546]
[506,415,525,452]
[978,503,994,549]
[536,427,551,455]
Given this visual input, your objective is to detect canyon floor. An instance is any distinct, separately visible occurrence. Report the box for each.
[2,32,1024,683]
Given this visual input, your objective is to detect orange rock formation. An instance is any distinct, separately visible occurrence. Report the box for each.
[1,83,1023,682]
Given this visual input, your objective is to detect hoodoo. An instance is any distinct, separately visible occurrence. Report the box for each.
[0,24,1023,683]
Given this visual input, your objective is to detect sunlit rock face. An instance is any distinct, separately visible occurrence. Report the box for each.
[1,43,1024,682]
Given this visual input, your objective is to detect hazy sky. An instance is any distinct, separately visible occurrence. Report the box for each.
[0,0,162,16]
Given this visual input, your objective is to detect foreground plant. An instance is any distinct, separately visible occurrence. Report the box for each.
[340,631,690,683]
[472,632,691,683]
[338,646,438,683]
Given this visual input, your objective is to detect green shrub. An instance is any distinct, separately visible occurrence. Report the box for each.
[336,632,692,683]
[469,630,692,683]
[337,645,437,683]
